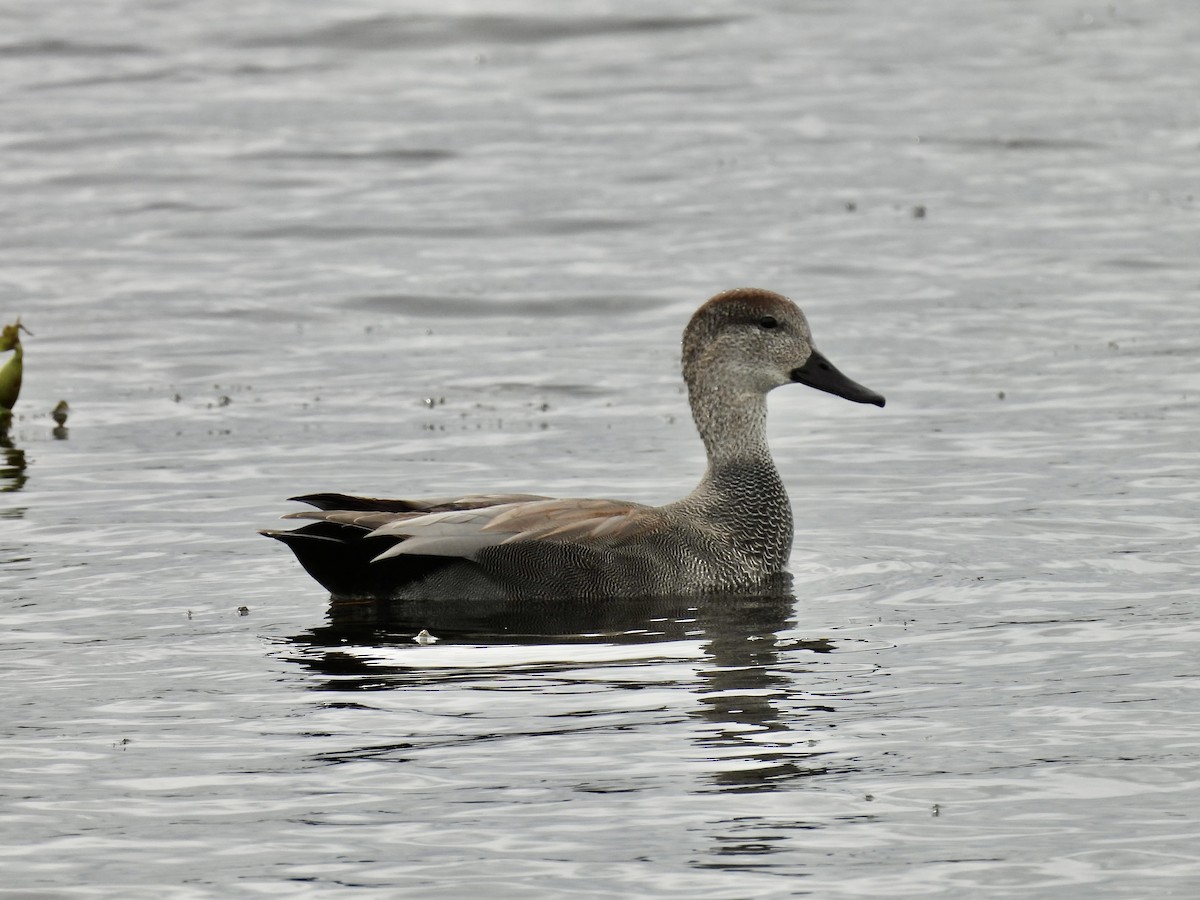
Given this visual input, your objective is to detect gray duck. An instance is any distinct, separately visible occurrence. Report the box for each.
[263,288,885,600]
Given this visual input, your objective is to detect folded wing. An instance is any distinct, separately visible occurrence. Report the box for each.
[370,497,661,560]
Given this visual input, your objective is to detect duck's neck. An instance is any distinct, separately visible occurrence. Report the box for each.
[690,381,774,472]
[681,378,793,567]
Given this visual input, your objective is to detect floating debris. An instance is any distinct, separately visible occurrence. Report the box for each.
[237,606,250,616]
[413,629,439,645]
[912,204,927,219]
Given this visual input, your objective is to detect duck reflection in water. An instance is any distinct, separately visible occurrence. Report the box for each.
[294,577,800,649]
[1,429,27,495]
[282,580,844,794]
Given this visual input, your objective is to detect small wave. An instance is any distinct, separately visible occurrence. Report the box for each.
[236,13,739,51]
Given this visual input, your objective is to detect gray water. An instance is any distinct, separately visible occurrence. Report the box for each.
[3,0,1200,896]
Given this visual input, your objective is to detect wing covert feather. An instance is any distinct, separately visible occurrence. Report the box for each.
[367,497,663,560]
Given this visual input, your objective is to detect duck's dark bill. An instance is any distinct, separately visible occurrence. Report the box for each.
[791,350,886,407]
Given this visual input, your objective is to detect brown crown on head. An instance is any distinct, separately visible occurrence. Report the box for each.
[695,287,792,322]
[682,288,806,366]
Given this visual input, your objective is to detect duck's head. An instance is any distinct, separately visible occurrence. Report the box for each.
[682,288,885,407]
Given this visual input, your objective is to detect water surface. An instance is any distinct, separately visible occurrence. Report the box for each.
[3,0,1199,896]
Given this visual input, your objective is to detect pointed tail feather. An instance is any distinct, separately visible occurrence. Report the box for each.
[262,521,452,599]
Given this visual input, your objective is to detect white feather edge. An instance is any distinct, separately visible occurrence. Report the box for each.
[367,501,643,562]
[371,507,509,537]
[371,533,507,561]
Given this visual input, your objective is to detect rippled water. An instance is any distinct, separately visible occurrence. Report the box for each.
[3,0,1200,896]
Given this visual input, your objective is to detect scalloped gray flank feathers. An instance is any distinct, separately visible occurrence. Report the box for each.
[263,288,885,600]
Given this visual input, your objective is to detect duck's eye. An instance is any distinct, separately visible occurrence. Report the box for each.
[759,315,779,330]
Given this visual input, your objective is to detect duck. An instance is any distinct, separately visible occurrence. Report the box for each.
[262,287,885,601]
